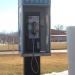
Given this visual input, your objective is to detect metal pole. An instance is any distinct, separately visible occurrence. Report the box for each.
[24,56,40,75]
[67,26,75,75]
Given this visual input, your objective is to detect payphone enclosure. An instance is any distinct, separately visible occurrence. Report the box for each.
[18,0,51,57]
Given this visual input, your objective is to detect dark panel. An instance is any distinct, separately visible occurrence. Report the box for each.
[23,0,49,4]
[24,57,40,75]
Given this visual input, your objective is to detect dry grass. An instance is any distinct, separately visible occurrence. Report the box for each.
[0,55,23,75]
[0,53,68,75]
[41,53,68,74]
[0,42,67,51]
[0,44,18,51]
[51,42,67,50]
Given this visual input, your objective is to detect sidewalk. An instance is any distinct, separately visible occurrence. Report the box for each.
[43,70,68,75]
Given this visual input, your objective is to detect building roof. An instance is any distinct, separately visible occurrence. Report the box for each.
[50,29,66,35]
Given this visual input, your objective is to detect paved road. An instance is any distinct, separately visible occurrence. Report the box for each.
[51,50,67,53]
[0,51,19,55]
[0,50,67,55]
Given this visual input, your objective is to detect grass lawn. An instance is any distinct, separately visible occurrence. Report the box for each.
[51,42,67,50]
[0,54,23,75]
[0,44,18,51]
[0,42,67,51]
[0,53,68,75]
[41,53,68,74]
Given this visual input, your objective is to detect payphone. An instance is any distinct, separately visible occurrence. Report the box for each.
[18,0,51,56]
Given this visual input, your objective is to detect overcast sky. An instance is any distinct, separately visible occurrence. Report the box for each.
[0,0,75,33]
[51,0,75,30]
[0,0,18,33]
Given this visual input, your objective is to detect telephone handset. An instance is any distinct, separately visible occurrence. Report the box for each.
[28,16,39,39]
[31,22,37,36]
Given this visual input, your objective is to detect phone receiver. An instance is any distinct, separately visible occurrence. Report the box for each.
[31,22,37,35]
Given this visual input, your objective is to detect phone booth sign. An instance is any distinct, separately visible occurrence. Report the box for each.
[18,0,51,56]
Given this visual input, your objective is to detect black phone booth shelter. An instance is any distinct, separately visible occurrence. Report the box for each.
[18,0,51,75]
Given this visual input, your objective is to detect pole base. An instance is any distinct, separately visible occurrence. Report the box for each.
[24,56,40,75]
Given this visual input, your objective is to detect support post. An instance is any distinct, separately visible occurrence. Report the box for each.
[67,26,75,75]
[24,56,40,75]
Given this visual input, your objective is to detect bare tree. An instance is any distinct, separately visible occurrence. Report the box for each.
[54,25,64,42]
[54,25,64,30]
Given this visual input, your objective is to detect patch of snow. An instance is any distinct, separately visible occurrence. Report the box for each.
[43,70,68,75]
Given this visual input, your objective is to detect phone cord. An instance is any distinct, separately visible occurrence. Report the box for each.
[31,39,39,74]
